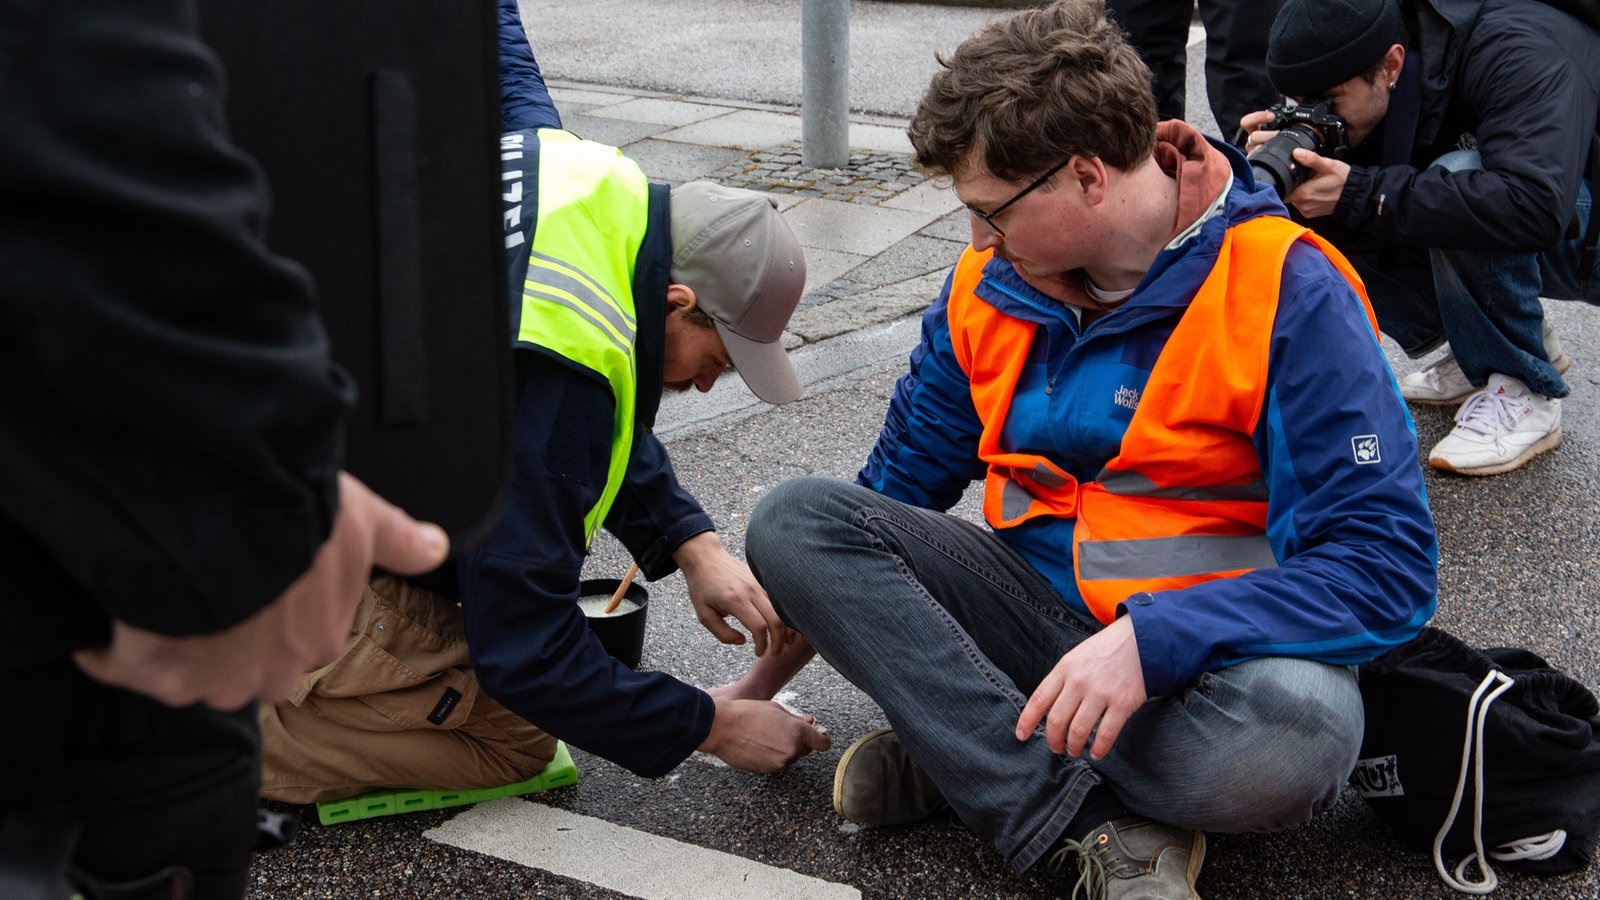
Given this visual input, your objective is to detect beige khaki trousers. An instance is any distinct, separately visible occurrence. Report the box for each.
[260,574,557,804]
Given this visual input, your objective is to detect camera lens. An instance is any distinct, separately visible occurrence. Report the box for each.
[1249,125,1322,199]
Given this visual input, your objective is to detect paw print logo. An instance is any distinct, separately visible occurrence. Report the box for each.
[1351,434,1381,465]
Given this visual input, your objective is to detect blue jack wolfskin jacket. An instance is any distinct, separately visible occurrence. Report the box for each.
[859,131,1438,697]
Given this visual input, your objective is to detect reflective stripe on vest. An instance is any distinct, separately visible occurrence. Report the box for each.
[515,129,651,545]
[949,216,1374,623]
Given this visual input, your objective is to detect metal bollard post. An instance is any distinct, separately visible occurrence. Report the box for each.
[801,0,849,169]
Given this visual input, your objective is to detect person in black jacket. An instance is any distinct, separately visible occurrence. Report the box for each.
[1104,0,1283,139]
[1243,0,1600,476]
[0,2,449,897]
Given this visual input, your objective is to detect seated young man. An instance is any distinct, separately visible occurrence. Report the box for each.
[741,2,1438,898]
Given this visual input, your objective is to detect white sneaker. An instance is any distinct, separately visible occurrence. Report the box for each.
[1428,374,1562,476]
[1400,321,1572,405]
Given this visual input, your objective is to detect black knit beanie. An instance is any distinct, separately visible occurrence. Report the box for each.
[1267,0,1401,97]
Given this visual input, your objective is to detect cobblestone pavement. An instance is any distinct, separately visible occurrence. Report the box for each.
[708,141,930,203]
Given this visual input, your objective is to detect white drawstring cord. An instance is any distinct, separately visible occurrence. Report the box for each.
[1489,829,1567,864]
[1431,669,1568,893]
[1434,670,1513,893]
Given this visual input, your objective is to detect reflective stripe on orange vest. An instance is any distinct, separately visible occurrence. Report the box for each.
[948,216,1374,623]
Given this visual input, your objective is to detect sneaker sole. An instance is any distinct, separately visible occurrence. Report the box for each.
[833,728,895,821]
[1185,831,1208,899]
[1405,351,1573,407]
[1429,428,1563,476]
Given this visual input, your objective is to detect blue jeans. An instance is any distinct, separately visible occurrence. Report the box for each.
[1370,150,1598,399]
[747,477,1363,872]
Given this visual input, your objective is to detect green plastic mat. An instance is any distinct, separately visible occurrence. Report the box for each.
[315,741,578,826]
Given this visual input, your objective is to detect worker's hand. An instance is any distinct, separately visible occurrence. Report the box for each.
[674,531,794,657]
[698,697,832,773]
[1015,615,1147,760]
[74,472,448,710]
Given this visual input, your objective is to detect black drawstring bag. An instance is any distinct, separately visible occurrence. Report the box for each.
[1350,626,1600,894]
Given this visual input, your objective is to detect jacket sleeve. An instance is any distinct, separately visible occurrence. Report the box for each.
[0,1,351,638]
[498,0,563,132]
[857,272,990,506]
[1335,12,1600,252]
[1123,243,1439,697]
[605,430,717,580]
[460,352,714,777]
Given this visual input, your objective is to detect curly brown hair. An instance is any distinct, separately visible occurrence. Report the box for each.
[907,0,1156,181]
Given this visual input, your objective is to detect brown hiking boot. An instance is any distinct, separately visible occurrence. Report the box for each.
[1046,816,1206,899]
[831,729,950,826]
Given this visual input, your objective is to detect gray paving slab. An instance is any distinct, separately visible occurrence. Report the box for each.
[880,177,964,216]
[843,122,914,154]
[557,111,667,149]
[657,109,811,151]
[583,96,733,127]
[845,232,968,285]
[788,272,950,343]
[799,247,875,301]
[617,139,752,186]
[780,199,935,255]
[919,208,981,243]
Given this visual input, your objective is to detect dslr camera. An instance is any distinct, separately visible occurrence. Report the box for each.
[1248,98,1350,199]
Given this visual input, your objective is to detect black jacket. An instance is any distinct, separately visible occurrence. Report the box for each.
[1333,0,1600,253]
[1,1,353,666]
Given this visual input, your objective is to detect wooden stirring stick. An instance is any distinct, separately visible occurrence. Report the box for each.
[602,561,640,614]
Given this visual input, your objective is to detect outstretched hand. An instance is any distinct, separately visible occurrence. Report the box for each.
[1015,615,1147,760]
[698,697,832,773]
[74,472,449,711]
[674,531,795,657]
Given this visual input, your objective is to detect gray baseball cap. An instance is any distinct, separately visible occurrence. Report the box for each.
[669,181,807,404]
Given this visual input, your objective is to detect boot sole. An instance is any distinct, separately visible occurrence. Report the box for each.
[832,728,896,822]
[1185,831,1208,899]
[1430,428,1563,476]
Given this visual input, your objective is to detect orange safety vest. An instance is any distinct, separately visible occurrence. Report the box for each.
[948,215,1375,624]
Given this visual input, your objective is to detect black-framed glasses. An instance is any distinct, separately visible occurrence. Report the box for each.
[964,157,1073,237]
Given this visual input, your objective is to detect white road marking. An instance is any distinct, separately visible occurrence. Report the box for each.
[425,798,861,899]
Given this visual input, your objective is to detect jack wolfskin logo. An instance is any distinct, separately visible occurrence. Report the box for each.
[1113,385,1141,411]
[1351,754,1405,798]
[1352,434,1381,464]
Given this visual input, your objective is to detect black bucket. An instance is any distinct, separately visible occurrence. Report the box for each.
[578,577,649,669]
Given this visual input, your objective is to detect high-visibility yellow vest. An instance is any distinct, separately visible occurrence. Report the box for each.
[514,128,652,544]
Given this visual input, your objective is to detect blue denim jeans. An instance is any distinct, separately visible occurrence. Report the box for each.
[1369,150,1598,398]
[747,477,1363,873]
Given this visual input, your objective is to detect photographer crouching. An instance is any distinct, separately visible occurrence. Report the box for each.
[1241,0,1600,477]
